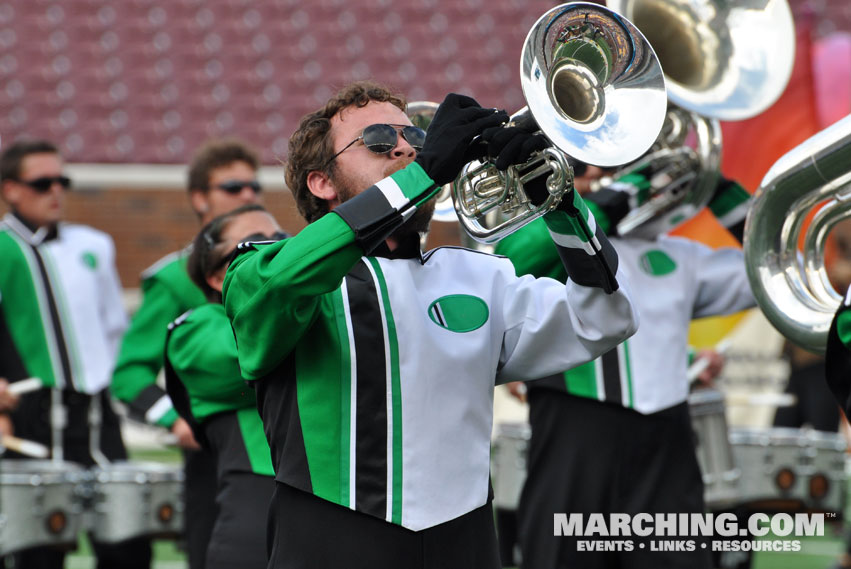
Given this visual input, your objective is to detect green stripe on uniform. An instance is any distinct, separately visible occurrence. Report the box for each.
[709,182,750,219]
[622,340,634,408]
[390,162,439,204]
[366,257,403,525]
[236,408,275,476]
[295,291,351,506]
[564,360,599,399]
[0,231,61,388]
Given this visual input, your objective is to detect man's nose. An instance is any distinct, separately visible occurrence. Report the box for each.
[391,135,416,158]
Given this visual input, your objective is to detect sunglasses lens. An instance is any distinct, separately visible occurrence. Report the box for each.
[219,181,262,194]
[401,126,426,151]
[30,179,52,192]
[25,176,71,192]
[362,124,398,154]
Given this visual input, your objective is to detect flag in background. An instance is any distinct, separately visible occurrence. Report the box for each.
[678,15,828,347]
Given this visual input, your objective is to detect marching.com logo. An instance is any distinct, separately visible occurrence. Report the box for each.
[554,513,825,553]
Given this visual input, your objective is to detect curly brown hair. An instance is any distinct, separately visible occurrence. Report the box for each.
[285,81,407,223]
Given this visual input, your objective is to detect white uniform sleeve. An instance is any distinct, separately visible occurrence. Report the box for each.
[495,265,638,384]
[688,242,755,319]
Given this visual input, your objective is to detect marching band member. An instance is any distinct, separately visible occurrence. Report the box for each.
[497,161,754,569]
[109,139,263,569]
[0,139,149,568]
[164,204,284,569]
[220,80,639,569]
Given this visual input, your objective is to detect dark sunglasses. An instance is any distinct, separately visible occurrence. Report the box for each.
[17,176,72,193]
[214,180,262,194]
[326,124,426,166]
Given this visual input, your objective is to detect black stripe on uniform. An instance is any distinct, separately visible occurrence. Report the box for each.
[30,245,74,390]
[129,384,169,422]
[600,347,623,405]
[346,261,388,519]
[256,353,313,493]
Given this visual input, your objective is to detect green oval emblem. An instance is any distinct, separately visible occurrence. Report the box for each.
[428,294,489,333]
[81,251,98,269]
[639,249,676,276]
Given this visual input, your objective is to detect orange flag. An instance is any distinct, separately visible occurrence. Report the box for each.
[676,17,821,347]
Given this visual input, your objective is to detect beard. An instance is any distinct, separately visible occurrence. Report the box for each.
[331,157,436,243]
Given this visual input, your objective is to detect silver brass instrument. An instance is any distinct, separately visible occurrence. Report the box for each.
[604,0,795,238]
[743,116,851,353]
[452,2,668,244]
[608,0,795,121]
[611,107,721,238]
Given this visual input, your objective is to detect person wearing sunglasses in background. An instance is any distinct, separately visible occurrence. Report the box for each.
[164,204,285,569]
[109,138,266,569]
[0,139,148,568]
[220,80,639,569]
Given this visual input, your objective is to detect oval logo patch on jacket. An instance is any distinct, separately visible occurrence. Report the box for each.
[428,295,489,333]
[639,249,677,276]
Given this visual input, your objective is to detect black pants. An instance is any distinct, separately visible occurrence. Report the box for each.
[7,538,151,569]
[183,446,219,569]
[5,390,153,569]
[207,472,275,569]
[517,390,712,569]
[267,482,501,569]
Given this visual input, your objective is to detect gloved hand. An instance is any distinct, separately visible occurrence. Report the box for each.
[414,94,508,186]
[478,126,549,171]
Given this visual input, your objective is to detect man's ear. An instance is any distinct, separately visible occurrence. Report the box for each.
[1,181,20,207]
[206,269,226,294]
[306,170,339,205]
[189,189,210,216]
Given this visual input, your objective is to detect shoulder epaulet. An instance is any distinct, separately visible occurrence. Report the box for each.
[168,308,195,331]
[141,246,191,280]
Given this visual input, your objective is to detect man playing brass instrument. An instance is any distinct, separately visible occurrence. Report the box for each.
[220,80,639,569]
[499,162,754,569]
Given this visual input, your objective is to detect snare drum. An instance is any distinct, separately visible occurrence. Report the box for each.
[0,460,85,555]
[88,461,184,543]
[729,427,847,513]
[688,389,741,509]
[491,422,530,511]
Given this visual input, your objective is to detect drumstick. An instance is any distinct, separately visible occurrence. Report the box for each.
[725,392,798,407]
[2,434,49,458]
[7,377,44,395]
[687,340,732,383]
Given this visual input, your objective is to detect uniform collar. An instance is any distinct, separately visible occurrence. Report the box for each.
[3,212,59,244]
[373,234,423,261]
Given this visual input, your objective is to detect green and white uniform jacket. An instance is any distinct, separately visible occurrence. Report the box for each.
[222,162,638,531]
[0,213,127,393]
[164,303,273,478]
[111,248,206,428]
[496,177,755,413]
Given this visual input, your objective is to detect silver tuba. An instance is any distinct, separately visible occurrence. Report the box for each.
[743,116,851,354]
[451,2,668,244]
[603,0,795,238]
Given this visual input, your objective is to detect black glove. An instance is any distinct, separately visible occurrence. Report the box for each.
[414,94,509,186]
[478,126,549,171]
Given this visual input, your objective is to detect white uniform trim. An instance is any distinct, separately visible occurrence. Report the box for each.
[145,395,174,424]
[375,177,407,211]
[340,279,358,510]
